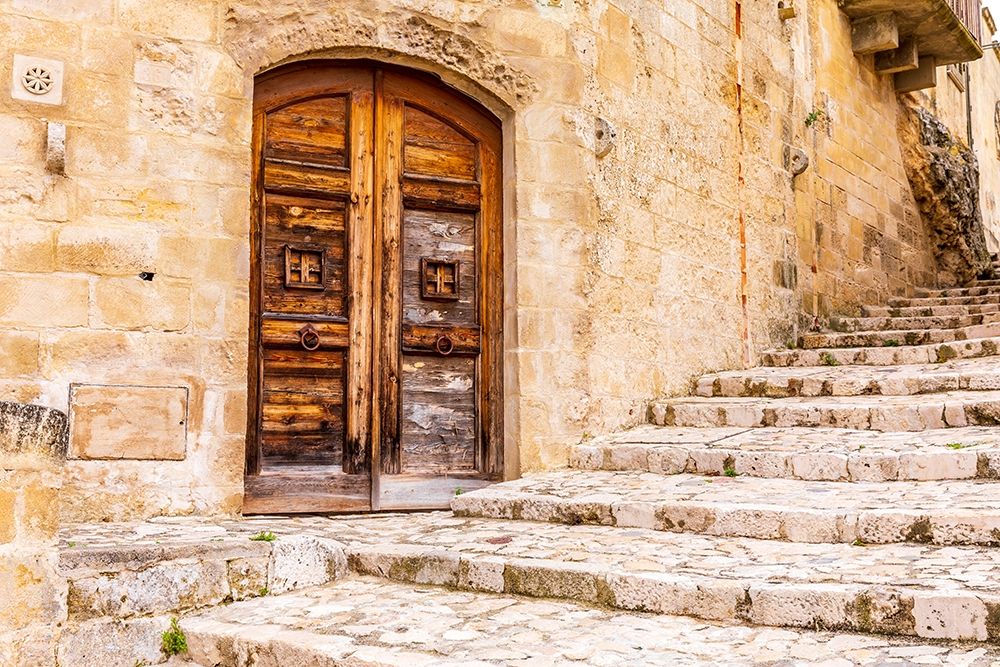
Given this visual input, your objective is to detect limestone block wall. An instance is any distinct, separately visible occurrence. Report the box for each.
[0,0,948,519]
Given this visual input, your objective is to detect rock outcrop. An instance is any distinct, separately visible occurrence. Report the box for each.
[897,96,992,286]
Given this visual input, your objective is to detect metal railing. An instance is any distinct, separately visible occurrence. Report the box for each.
[949,0,983,46]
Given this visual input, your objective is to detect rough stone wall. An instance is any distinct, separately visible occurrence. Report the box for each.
[0,0,948,518]
[0,403,67,666]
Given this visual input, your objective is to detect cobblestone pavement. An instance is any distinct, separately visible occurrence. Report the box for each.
[183,576,1000,666]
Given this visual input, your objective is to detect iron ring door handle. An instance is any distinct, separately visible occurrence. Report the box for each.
[299,325,321,351]
[435,334,454,356]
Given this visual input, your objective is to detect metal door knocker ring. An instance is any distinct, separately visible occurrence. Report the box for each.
[299,325,321,351]
[435,334,454,356]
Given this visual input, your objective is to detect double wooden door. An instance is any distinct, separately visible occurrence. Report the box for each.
[244,62,503,513]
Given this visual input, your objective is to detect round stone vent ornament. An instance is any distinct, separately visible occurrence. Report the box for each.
[21,66,54,95]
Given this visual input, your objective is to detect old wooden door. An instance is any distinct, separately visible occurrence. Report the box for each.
[244,62,503,514]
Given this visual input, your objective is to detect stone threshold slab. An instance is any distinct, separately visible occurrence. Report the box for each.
[695,357,1000,397]
[572,426,1000,482]
[451,470,1000,545]
[891,293,1000,308]
[761,336,1000,367]
[175,576,1000,665]
[652,390,1000,431]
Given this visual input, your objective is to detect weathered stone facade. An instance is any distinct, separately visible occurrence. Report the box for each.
[0,0,994,520]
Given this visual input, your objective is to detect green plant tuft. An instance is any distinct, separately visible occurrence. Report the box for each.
[161,618,188,657]
[884,339,900,347]
[258,586,270,597]
[819,352,840,366]
[805,108,826,128]
[851,538,866,547]
[454,487,463,496]
[946,443,967,450]
[249,530,276,542]
[723,464,738,478]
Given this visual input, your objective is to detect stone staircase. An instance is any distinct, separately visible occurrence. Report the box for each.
[56,266,1000,665]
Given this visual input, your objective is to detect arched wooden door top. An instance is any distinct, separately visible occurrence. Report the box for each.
[245,60,504,514]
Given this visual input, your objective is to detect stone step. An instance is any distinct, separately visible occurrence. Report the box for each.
[572,425,1000,481]
[915,285,1000,298]
[890,292,1000,308]
[862,302,1000,317]
[343,515,1000,644]
[799,322,1000,349]
[830,312,1000,333]
[971,278,1000,288]
[760,335,1000,366]
[652,390,1000,431]
[695,357,1000,397]
[451,470,1000,546]
[178,575,1000,663]
[59,524,348,620]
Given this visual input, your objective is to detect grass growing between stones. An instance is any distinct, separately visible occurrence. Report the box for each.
[249,530,276,542]
[161,618,188,657]
[946,443,968,450]
[819,352,840,366]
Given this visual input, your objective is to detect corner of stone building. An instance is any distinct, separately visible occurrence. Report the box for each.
[0,402,70,667]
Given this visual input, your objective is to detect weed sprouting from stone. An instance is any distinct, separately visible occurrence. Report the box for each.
[851,538,866,547]
[819,352,840,366]
[884,339,900,347]
[161,618,188,657]
[455,487,464,496]
[723,464,739,478]
[249,531,276,542]
[804,108,826,128]
[946,443,967,450]
[258,586,270,597]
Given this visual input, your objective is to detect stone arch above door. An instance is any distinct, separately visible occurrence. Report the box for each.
[222,5,537,113]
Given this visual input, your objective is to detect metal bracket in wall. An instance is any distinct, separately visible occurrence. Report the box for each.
[10,54,64,106]
[778,0,796,20]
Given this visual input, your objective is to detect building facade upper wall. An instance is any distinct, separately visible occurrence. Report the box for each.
[0,0,965,521]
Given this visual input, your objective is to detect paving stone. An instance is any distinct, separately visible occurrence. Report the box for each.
[178,577,1000,665]
[571,425,1000,481]
[451,470,1000,545]
[652,390,1000,430]
[695,357,1000,397]
[760,336,1000,366]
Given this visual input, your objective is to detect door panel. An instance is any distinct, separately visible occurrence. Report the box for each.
[246,62,502,514]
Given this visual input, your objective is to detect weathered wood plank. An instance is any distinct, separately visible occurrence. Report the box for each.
[401,209,477,325]
[264,159,351,199]
[344,86,376,476]
[265,96,349,168]
[401,175,480,211]
[375,77,405,480]
[260,319,349,349]
[243,466,369,514]
[479,140,505,478]
[401,323,480,355]
[404,105,477,180]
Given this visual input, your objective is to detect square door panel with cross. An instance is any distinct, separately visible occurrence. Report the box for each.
[244,62,503,513]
